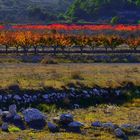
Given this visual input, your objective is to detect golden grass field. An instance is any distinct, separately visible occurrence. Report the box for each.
[0,63,140,89]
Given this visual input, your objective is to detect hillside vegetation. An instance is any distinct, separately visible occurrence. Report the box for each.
[66,0,140,24]
[0,0,73,24]
[1,0,140,24]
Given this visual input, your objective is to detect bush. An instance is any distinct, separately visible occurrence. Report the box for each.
[9,126,21,132]
[71,71,84,80]
[37,104,57,113]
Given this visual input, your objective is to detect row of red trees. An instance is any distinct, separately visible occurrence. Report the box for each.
[1,24,140,31]
[0,31,140,54]
[11,24,140,31]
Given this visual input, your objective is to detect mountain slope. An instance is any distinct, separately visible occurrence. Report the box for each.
[66,0,140,24]
[0,0,73,24]
[0,0,140,24]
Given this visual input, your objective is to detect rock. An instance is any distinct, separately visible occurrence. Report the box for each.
[121,124,134,130]
[47,122,59,133]
[102,122,116,130]
[0,109,3,116]
[68,121,84,128]
[135,125,140,129]
[67,121,84,133]
[60,114,73,125]
[92,121,102,127]
[22,108,46,130]
[8,85,20,91]
[1,123,8,132]
[53,117,60,124]
[114,128,126,138]
[115,90,121,96]
[73,104,80,109]
[42,94,49,100]
[13,95,22,101]
[9,104,17,116]
[14,114,22,121]
[13,114,25,130]
[2,111,10,117]
[2,111,13,122]
[0,95,2,101]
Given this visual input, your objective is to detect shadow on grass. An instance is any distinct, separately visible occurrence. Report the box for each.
[0,82,140,111]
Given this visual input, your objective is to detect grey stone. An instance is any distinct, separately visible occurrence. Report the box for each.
[1,123,8,131]
[9,104,17,116]
[0,95,2,101]
[114,128,126,138]
[0,109,3,116]
[102,122,116,130]
[14,114,22,121]
[121,124,134,129]
[92,121,102,127]
[135,125,140,129]
[60,114,73,125]
[22,108,45,123]
[42,94,49,100]
[2,111,10,116]
[13,95,22,101]
[22,108,46,129]
[68,121,84,128]
[47,122,59,133]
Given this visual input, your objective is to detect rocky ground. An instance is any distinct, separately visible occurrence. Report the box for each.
[0,63,140,139]
[0,104,140,140]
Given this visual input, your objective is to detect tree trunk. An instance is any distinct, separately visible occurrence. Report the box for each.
[5,45,8,54]
[80,47,83,56]
[34,46,37,54]
[16,46,19,55]
[53,46,56,56]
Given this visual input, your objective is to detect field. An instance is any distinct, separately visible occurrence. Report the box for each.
[0,63,140,89]
[0,24,140,140]
[0,62,140,139]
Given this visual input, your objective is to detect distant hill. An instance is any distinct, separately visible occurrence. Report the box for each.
[1,0,140,24]
[65,0,140,24]
[0,0,73,24]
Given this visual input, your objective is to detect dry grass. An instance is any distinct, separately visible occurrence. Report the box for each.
[0,63,140,89]
[0,63,140,139]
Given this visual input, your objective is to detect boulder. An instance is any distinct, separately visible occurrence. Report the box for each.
[47,122,59,133]
[0,109,3,116]
[13,95,22,101]
[13,114,25,130]
[114,128,126,138]
[60,114,73,125]
[13,114,22,121]
[135,125,140,129]
[1,123,8,132]
[67,121,84,133]
[92,121,102,127]
[102,122,116,130]
[22,108,46,130]
[0,95,2,101]
[9,104,17,116]
[121,124,134,130]
[68,121,84,128]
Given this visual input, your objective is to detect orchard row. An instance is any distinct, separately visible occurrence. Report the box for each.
[0,31,140,53]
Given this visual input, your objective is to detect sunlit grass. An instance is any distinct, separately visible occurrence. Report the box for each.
[0,63,140,89]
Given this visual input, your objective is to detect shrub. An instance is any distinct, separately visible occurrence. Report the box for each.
[9,126,21,132]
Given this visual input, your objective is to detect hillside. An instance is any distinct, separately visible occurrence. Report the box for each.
[0,0,73,24]
[66,0,140,24]
[0,0,140,24]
